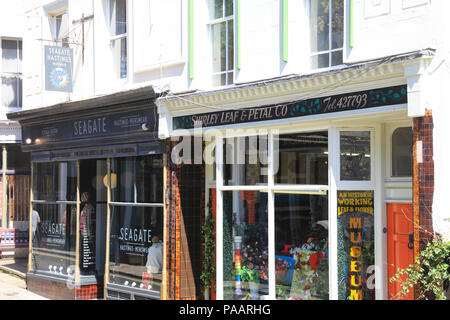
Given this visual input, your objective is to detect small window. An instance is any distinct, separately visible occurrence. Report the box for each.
[310,0,344,69]
[1,39,22,109]
[392,127,413,177]
[109,0,127,79]
[208,0,234,87]
[53,12,69,47]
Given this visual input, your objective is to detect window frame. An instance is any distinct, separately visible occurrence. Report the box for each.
[207,0,235,87]
[108,0,128,80]
[1,38,23,110]
[308,0,345,70]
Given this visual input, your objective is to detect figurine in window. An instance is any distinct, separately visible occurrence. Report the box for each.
[146,235,163,286]
[80,192,94,237]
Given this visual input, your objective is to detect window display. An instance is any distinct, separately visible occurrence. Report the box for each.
[31,161,77,277]
[108,155,164,298]
[275,193,329,300]
[223,191,268,300]
[109,206,163,293]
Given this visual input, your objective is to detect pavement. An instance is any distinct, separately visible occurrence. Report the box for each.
[0,258,48,300]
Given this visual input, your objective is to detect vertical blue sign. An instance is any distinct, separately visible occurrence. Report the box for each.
[45,45,73,92]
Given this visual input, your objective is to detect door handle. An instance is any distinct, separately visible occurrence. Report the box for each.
[408,234,414,250]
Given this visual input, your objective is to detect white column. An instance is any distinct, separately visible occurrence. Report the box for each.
[267,132,275,299]
[328,127,339,300]
[215,136,224,300]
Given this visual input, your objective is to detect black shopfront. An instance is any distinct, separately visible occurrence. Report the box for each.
[7,87,166,300]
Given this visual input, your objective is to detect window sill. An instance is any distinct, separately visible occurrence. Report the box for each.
[134,59,186,74]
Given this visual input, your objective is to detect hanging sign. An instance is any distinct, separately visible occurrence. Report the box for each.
[44,45,73,92]
[173,85,407,129]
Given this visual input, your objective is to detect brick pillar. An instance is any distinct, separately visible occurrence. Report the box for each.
[413,110,434,255]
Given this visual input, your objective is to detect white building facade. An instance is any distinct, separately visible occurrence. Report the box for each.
[7,0,450,300]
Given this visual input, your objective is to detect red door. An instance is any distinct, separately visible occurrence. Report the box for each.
[387,203,414,300]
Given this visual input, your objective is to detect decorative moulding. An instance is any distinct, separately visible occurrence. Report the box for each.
[364,0,391,19]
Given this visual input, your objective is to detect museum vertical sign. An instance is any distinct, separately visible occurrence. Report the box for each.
[44,45,73,92]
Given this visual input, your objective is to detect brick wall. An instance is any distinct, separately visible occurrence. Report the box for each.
[413,110,434,253]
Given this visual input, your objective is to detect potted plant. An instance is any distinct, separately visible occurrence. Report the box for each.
[201,196,216,300]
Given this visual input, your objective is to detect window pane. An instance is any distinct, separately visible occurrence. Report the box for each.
[331,0,344,49]
[111,157,134,202]
[2,40,18,73]
[111,0,127,35]
[109,206,164,297]
[337,190,375,300]
[227,71,234,86]
[212,22,226,73]
[223,136,268,186]
[311,53,329,69]
[227,20,234,71]
[2,76,19,108]
[275,192,329,300]
[6,144,30,171]
[209,0,223,19]
[55,13,68,41]
[33,162,77,201]
[136,155,163,203]
[340,131,371,181]
[392,127,413,177]
[275,132,328,185]
[225,0,234,16]
[223,191,268,300]
[31,203,76,276]
[331,50,343,66]
[310,0,330,53]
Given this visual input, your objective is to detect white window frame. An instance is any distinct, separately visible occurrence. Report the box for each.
[1,38,22,110]
[308,0,345,70]
[108,0,128,80]
[207,0,234,87]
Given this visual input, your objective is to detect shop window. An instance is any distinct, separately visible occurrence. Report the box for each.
[31,161,77,277]
[309,0,344,69]
[108,155,164,298]
[275,192,329,300]
[392,127,413,177]
[1,39,22,109]
[109,206,164,293]
[275,132,328,185]
[222,190,268,300]
[109,0,127,79]
[208,0,234,86]
[340,131,371,181]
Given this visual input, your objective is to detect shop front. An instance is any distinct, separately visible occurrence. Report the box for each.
[157,51,430,300]
[7,86,167,300]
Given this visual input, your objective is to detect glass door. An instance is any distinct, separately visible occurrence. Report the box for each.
[335,129,376,300]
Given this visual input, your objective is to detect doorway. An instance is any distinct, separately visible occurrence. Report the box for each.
[79,159,108,291]
[387,203,414,300]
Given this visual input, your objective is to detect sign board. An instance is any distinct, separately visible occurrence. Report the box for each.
[22,108,157,146]
[45,45,73,92]
[173,85,407,130]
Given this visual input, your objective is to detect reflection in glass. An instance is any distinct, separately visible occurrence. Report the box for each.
[340,131,371,181]
[111,155,163,203]
[275,132,328,185]
[31,203,76,276]
[275,192,329,300]
[109,206,163,297]
[223,136,268,186]
[392,127,413,177]
[223,191,268,300]
[33,162,77,201]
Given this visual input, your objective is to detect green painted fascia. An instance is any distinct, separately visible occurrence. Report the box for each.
[236,0,241,70]
[349,0,354,48]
